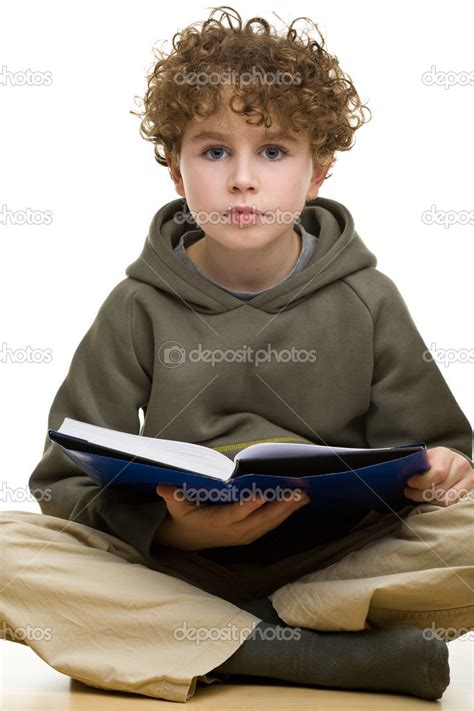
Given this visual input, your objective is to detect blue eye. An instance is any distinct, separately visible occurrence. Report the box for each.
[202,145,288,161]
[204,146,227,160]
[263,145,286,160]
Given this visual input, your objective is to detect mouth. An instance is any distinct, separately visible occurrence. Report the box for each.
[224,206,264,216]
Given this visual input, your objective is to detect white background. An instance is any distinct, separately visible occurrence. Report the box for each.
[1,1,472,513]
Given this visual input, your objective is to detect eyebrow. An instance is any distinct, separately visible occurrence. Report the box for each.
[189,130,300,144]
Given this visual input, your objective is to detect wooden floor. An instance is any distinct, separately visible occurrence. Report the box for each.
[1,637,473,709]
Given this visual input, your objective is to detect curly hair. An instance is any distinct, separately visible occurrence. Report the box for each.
[130,6,372,177]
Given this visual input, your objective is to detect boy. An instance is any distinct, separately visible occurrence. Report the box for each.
[1,6,473,704]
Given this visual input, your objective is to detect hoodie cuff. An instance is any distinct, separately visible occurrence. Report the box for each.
[98,490,169,561]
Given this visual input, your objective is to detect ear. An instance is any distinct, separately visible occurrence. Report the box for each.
[165,151,185,198]
[306,160,333,201]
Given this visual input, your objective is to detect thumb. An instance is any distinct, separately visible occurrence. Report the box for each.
[156,483,196,516]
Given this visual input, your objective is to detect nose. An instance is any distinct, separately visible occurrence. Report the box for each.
[227,154,259,194]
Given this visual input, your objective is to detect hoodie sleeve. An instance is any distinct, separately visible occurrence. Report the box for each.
[363,273,473,466]
[28,279,169,560]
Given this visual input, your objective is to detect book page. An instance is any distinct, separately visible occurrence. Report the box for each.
[57,418,234,480]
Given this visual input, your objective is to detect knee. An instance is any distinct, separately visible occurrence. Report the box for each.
[0,509,44,533]
[0,509,45,565]
[406,495,474,565]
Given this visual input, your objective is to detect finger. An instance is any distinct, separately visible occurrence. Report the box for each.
[407,447,458,490]
[221,487,309,525]
[405,456,472,501]
[405,468,447,490]
[213,491,269,526]
[403,479,469,506]
[156,483,182,501]
[156,483,198,515]
[436,479,474,506]
[233,491,310,540]
[404,486,444,504]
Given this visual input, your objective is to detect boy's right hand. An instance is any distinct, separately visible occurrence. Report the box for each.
[153,483,311,551]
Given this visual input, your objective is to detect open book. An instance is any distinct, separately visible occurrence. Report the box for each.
[48,418,430,513]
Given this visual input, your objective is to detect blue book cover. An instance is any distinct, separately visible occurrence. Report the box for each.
[48,418,430,514]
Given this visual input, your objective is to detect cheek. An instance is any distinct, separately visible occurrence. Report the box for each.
[266,166,307,194]
[184,170,216,201]
[271,183,306,210]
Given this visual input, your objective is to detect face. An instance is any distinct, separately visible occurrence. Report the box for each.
[166,96,330,252]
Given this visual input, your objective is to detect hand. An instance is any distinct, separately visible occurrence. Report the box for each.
[153,484,311,551]
[404,447,474,506]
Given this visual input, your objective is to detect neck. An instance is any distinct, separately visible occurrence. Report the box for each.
[186,227,302,293]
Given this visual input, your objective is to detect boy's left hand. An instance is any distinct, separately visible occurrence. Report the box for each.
[404,446,474,506]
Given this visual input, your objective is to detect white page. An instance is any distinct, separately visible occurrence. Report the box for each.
[57,418,234,480]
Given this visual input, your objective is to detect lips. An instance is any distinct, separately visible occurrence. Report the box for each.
[225,207,264,215]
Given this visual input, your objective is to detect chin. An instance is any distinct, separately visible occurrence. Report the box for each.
[215,231,273,248]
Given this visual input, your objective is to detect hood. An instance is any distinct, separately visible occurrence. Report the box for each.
[125,195,377,315]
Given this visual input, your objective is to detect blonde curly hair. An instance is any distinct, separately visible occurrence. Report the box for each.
[130,6,372,177]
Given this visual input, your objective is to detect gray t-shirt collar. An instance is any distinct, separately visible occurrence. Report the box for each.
[173,222,319,299]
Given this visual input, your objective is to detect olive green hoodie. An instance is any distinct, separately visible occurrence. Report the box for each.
[28,196,473,562]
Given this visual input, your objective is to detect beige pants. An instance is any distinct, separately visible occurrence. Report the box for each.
[1,497,473,703]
